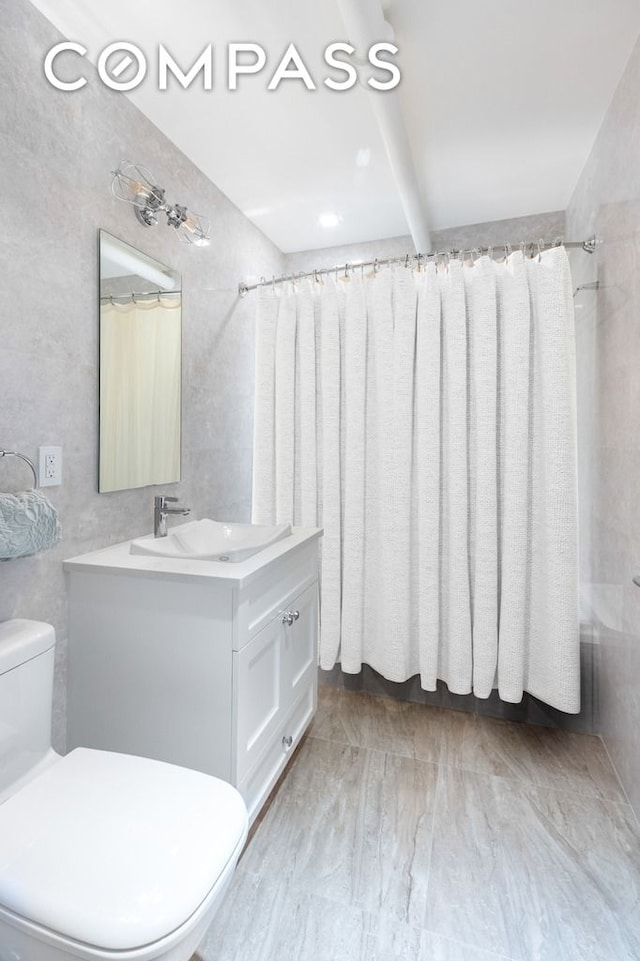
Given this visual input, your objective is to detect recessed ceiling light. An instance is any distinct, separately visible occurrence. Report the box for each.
[318,212,342,228]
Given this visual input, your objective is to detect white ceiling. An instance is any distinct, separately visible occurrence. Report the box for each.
[29,0,640,252]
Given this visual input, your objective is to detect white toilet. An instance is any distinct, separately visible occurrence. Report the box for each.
[0,619,248,961]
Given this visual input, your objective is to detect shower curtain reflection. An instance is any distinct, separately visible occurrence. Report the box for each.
[99,297,181,492]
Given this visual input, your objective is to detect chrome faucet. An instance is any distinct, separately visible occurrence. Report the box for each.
[154,495,191,538]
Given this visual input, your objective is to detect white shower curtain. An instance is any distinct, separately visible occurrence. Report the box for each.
[252,247,580,713]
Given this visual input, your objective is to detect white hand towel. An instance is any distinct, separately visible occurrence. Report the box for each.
[0,490,61,559]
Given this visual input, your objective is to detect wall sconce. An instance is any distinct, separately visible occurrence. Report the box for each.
[111,161,211,247]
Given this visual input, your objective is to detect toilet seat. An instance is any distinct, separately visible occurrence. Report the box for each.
[0,748,248,955]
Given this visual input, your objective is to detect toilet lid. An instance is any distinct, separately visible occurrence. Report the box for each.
[0,748,248,950]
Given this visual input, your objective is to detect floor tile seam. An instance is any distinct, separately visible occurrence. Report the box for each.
[419,924,523,961]
[359,904,523,961]
[307,730,442,764]
[320,688,602,741]
[597,732,637,819]
[323,685,449,718]
[234,862,262,880]
[233,858,373,917]
[419,757,443,934]
[435,760,631,807]
[310,714,628,803]
[306,731,343,744]
[255,875,366,916]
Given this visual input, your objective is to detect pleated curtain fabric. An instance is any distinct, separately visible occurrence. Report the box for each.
[252,247,580,713]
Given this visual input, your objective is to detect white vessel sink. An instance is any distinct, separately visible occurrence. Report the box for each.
[130,519,292,563]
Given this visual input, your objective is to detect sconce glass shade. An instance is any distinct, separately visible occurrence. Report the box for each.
[111,162,165,226]
[110,161,211,246]
[166,204,211,246]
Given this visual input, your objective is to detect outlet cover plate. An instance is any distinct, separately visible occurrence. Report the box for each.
[38,446,62,487]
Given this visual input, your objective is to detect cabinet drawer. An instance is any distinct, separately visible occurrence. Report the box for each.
[239,683,316,824]
[236,542,319,648]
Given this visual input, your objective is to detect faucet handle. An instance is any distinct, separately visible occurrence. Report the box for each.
[155,494,178,508]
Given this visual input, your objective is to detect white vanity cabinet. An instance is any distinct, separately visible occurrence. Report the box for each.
[64,528,321,823]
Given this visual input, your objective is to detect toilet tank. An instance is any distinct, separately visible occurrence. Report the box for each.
[0,619,56,796]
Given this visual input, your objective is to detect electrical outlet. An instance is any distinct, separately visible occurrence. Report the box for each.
[38,446,62,487]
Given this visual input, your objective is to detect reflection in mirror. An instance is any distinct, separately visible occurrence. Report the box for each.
[99,231,182,492]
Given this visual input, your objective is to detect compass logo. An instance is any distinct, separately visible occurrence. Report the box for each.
[44,41,401,92]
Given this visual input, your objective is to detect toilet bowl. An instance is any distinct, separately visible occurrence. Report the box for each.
[0,619,248,961]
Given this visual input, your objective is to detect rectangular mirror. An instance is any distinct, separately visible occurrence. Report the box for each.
[99,230,182,493]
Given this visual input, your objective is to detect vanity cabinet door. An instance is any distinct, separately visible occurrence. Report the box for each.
[281,583,318,708]
[234,614,283,782]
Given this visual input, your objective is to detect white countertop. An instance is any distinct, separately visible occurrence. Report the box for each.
[64,525,322,588]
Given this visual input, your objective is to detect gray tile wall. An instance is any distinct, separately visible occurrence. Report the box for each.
[567,36,640,813]
[285,210,566,274]
[0,0,284,751]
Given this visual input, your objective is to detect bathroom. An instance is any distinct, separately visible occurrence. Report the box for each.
[1,0,639,958]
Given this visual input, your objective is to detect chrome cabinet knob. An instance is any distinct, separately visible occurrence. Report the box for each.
[282,610,300,626]
[282,734,293,750]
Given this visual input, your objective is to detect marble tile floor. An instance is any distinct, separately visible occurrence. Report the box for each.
[196,686,640,961]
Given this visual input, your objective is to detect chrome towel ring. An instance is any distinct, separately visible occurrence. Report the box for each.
[0,449,38,489]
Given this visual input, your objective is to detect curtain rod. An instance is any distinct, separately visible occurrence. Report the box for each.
[238,236,601,297]
[100,290,181,303]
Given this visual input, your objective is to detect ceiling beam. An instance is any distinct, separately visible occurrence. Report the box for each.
[336,0,432,252]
